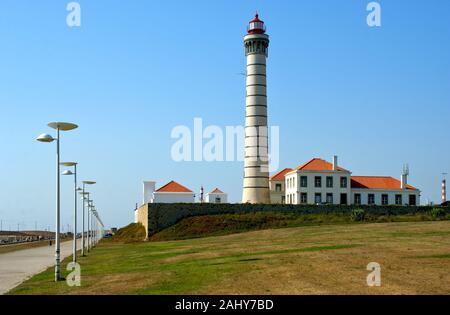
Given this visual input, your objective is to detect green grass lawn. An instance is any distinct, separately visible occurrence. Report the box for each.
[8,220,450,295]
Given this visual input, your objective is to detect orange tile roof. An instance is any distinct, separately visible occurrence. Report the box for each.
[270,168,293,181]
[351,176,417,190]
[210,188,224,194]
[290,158,348,172]
[156,180,193,193]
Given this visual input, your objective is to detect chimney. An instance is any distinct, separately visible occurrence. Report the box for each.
[143,181,156,204]
[332,155,338,171]
[401,165,409,189]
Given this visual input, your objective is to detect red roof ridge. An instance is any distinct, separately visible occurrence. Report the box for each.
[156,180,193,193]
[270,168,293,181]
[292,158,349,172]
[351,176,417,190]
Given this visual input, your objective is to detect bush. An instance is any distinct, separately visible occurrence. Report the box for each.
[431,208,447,219]
[350,209,366,222]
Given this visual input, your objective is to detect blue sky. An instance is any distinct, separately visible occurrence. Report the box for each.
[0,0,449,230]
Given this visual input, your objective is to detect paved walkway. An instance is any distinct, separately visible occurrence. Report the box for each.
[0,239,81,294]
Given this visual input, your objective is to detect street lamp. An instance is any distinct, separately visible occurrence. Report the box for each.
[61,162,78,262]
[87,199,93,252]
[81,181,95,256]
[92,208,98,247]
[36,122,78,281]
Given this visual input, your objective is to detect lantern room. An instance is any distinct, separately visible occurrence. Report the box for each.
[247,13,266,34]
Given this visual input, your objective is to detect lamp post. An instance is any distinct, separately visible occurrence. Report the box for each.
[61,162,79,262]
[87,199,93,252]
[36,122,78,281]
[81,181,95,256]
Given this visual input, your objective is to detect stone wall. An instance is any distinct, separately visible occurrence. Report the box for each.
[135,204,149,238]
[137,203,445,237]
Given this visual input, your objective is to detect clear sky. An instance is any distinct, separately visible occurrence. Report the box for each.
[0,0,449,230]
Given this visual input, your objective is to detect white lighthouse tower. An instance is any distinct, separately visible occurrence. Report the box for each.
[242,13,271,204]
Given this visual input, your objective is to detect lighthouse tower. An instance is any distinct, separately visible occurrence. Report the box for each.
[242,14,271,204]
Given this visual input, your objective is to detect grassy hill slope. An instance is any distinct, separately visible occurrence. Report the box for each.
[9,220,450,295]
[149,211,443,241]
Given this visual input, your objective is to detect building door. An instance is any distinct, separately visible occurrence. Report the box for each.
[409,195,417,206]
[340,193,348,205]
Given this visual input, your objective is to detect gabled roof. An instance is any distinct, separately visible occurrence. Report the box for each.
[210,188,224,194]
[270,168,293,181]
[156,180,193,193]
[288,158,348,173]
[351,176,417,190]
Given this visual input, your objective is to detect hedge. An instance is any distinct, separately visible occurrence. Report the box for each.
[145,203,449,236]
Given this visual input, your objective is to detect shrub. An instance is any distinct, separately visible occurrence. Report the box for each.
[350,209,366,222]
[431,208,447,219]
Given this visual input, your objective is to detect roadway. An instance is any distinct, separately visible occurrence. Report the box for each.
[0,239,82,294]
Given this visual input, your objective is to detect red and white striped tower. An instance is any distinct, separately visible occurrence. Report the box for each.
[442,173,447,204]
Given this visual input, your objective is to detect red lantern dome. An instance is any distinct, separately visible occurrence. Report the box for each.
[247,13,266,34]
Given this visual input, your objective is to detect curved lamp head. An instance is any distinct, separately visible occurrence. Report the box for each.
[36,134,55,143]
[83,181,96,185]
[62,170,74,176]
[61,162,77,167]
[48,122,78,131]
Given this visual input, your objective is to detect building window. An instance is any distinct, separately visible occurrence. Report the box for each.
[315,193,322,204]
[300,193,307,204]
[340,193,348,205]
[300,176,308,188]
[215,197,221,203]
[395,194,402,205]
[315,176,322,188]
[326,176,333,188]
[275,183,282,192]
[368,194,375,205]
[381,194,388,205]
[281,196,286,204]
[354,194,361,205]
[326,193,333,204]
[340,177,348,188]
[409,195,417,206]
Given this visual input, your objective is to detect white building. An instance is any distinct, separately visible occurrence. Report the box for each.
[272,156,420,206]
[206,188,228,204]
[269,168,292,204]
[142,180,195,204]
